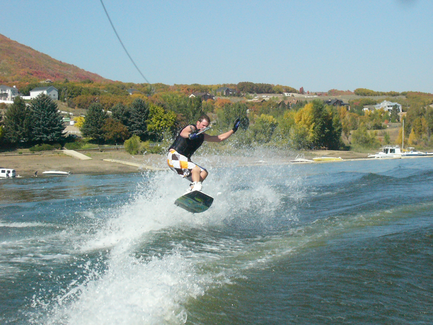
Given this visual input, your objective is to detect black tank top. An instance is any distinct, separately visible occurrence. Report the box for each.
[169,125,204,158]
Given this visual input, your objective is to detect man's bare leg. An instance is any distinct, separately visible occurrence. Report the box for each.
[190,166,208,191]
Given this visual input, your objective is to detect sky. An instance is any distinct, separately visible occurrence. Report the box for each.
[2,0,432,93]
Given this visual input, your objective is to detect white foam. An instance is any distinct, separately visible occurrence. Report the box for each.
[77,172,205,253]
[32,163,303,324]
[0,220,52,228]
[46,252,209,324]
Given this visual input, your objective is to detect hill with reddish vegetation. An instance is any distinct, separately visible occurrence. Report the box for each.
[0,34,111,85]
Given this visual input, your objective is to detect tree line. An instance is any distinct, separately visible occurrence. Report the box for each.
[13,79,301,111]
[0,93,342,151]
[1,83,433,152]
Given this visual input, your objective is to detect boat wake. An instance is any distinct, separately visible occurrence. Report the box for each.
[25,164,303,324]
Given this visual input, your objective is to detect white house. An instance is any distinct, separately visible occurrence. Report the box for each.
[28,86,58,100]
[0,85,19,102]
[374,100,402,113]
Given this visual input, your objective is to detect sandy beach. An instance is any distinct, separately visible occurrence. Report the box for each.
[0,150,163,177]
[0,148,373,178]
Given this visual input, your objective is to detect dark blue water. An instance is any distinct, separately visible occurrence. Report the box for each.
[1,157,433,324]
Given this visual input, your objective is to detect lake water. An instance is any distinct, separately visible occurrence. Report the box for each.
[1,156,433,324]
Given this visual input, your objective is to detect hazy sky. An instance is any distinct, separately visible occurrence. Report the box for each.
[2,0,431,92]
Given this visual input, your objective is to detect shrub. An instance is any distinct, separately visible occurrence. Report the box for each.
[124,135,142,155]
[29,143,62,152]
[124,135,164,155]
[141,141,164,154]
[64,141,84,150]
[351,124,380,149]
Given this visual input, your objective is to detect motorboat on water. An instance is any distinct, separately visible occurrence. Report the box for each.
[401,147,427,157]
[368,146,402,158]
[0,168,16,178]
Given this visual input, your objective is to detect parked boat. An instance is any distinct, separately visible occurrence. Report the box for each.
[401,147,427,157]
[290,157,314,163]
[0,168,16,178]
[42,171,71,176]
[368,146,402,158]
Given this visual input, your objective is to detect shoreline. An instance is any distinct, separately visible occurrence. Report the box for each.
[0,150,165,178]
[1,149,430,178]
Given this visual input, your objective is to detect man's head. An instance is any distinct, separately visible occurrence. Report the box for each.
[196,114,210,130]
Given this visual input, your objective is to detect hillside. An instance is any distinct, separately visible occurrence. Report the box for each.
[0,34,111,84]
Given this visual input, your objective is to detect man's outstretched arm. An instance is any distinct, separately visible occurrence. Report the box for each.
[204,118,240,143]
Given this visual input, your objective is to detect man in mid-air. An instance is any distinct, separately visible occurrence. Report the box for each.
[167,114,240,193]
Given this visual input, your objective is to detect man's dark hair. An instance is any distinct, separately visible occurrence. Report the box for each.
[198,114,211,124]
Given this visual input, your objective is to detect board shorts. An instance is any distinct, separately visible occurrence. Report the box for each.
[167,149,207,182]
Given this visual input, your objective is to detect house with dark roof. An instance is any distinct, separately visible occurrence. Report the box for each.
[278,98,299,108]
[189,92,214,101]
[324,99,349,107]
[215,87,237,96]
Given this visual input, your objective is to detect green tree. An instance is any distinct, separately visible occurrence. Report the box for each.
[294,100,342,149]
[273,110,295,143]
[383,131,391,144]
[183,96,204,123]
[250,114,278,143]
[425,107,433,140]
[289,124,311,149]
[30,94,65,143]
[311,100,330,147]
[81,103,108,142]
[104,83,129,96]
[390,106,400,123]
[323,106,343,150]
[295,100,327,148]
[351,123,379,148]
[151,93,204,129]
[146,104,176,141]
[216,102,249,131]
[354,88,381,96]
[409,117,427,144]
[129,98,149,140]
[3,96,32,144]
[124,134,142,155]
[237,82,255,93]
[404,104,424,137]
[111,102,132,129]
[365,109,386,130]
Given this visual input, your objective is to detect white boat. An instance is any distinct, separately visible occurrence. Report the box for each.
[368,146,402,158]
[401,147,427,157]
[290,157,314,163]
[0,168,16,178]
[42,171,71,176]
